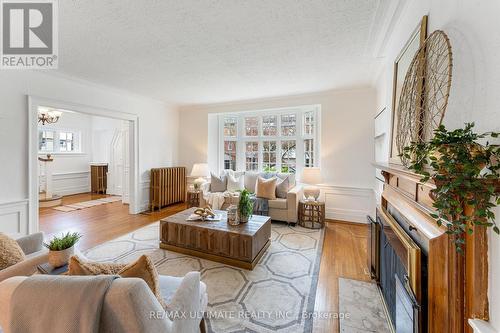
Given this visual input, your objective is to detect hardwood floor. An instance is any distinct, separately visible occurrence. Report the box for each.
[39,193,186,250]
[39,194,370,332]
[314,220,371,333]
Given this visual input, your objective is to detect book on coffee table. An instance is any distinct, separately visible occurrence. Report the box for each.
[37,262,69,275]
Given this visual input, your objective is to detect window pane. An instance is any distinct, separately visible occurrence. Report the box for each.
[281,140,296,173]
[281,114,296,136]
[245,141,259,171]
[262,141,277,172]
[304,138,314,167]
[224,117,237,137]
[224,141,237,170]
[245,117,259,136]
[39,130,54,152]
[59,131,75,152]
[262,115,277,136]
[304,111,314,135]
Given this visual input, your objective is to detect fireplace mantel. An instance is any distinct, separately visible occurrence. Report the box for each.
[373,162,490,333]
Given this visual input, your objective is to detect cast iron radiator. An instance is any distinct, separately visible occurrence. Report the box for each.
[149,167,186,211]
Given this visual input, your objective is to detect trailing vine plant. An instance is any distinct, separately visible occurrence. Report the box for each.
[402,123,500,252]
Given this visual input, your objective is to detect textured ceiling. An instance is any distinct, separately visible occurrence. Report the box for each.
[57,0,393,104]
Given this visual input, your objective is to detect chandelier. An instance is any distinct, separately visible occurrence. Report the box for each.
[38,108,62,125]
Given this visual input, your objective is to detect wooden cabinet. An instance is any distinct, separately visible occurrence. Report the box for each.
[90,163,108,194]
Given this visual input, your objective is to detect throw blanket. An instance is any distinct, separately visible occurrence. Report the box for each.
[252,196,269,216]
[10,275,118,333]
[203,191,226,210]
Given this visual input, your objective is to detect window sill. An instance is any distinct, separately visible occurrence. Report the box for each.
[38,152,87,156]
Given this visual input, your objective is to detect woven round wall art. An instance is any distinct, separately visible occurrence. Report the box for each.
[396,30,453,166]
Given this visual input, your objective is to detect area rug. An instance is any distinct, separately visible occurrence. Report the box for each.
[338,278,391,332]
[83,221,324,333]
[52,196,122,212]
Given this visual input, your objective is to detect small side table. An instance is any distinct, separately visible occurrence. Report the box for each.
[187,190,201,208]
[298,200,325,229]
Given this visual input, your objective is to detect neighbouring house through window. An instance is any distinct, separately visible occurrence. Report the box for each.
[218,105,320,174]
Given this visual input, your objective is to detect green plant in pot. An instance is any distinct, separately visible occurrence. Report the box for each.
[44,232,82,267]
[402,123,500,252]
[238,189,254,223]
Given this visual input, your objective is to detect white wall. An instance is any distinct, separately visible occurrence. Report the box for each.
[0,70,179,235]
[38,111,93,196]
[375,1,500,331]
[90,115,125,164]
[38,112,128,196]
[179,88,377,223]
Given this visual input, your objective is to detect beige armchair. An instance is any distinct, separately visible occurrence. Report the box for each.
[0,232,48,283]
[0,272,208,333]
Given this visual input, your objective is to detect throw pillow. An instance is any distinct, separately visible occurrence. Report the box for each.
[210,173,227,192]
[244,172,259,192]
[68,255,127,275]
[255,177,277,200]
[227,173,244,192]
[277,172,296,188]
[275,176,290,199]
[0,233,26,271]
[69,255,166,308]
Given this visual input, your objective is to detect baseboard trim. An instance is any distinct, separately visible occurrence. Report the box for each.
[326,208,369,223]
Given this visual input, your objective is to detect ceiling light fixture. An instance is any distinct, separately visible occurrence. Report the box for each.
[38,108,62,125]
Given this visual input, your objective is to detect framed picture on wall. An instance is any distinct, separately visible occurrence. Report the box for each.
[389,15,428,164]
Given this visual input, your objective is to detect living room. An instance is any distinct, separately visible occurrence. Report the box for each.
[1,1,500,333]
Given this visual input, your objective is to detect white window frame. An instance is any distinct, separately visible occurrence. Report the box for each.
[38,128,82,154]
[218,105,320,174]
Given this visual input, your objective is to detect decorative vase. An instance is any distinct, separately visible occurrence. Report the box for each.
[48,246,74,268]
[227,204,239,226]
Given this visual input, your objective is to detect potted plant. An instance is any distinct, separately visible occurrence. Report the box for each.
[44,232,82,267]
[402,123,500,252]
[238,189,254,223]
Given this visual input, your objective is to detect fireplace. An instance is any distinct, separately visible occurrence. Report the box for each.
[371,206,427,332]
[372,163,490,333]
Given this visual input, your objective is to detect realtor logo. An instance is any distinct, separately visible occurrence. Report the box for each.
[1,0,58,69]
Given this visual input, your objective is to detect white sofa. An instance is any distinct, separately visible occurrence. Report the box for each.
[0,272,208,333]
[200,171,303,225]
[0,232,48,283]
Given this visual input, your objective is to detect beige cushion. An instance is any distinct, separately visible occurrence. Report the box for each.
[68,255,126,275]
[275,176,290,199]
[69,255,166,308]
[0,233,26,271]
[227,173,244,192]
[210,173,227,192]
[268,198,288,209]
[244,172,259,192]
[278,172,295,188]
[255,177,277,200]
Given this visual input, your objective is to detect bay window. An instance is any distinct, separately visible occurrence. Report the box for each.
[224,141,237,170]
[218,105,320,174]
[263,141,277,171]
[245,142,259,171]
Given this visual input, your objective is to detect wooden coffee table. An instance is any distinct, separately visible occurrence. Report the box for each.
[159,208,271,270]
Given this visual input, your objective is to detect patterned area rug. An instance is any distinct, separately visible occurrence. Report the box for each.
[52,196,122,212]
[83,221,324,333]
[338,278,391,332]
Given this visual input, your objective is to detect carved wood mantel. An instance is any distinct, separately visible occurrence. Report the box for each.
[374,162,490,333]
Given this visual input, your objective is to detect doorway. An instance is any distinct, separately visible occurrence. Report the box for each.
[28,96,139,234]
